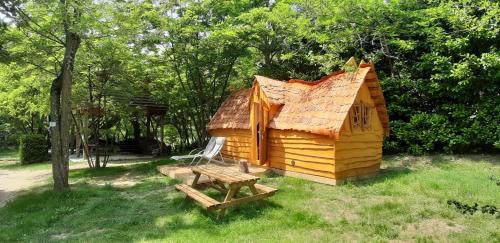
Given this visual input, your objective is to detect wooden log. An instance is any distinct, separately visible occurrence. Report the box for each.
[239,160,249,173]
[218,186,239,218]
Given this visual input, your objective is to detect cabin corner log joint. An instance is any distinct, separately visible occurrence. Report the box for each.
[207,58,389,184]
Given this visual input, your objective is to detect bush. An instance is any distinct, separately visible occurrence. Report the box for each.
[19,134,48,164]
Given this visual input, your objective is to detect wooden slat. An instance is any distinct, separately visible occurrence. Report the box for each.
[192,165,259,184]
[192,167,238,183]
[214,188,276,210]
[335,163,380,180]
[254,183,278,194]
[221,151,249,159]
[175,184,220,210]
[223,144,250,151]
[224,141,251,147]
[268,151,333,165]
[268,146,334,159]
[335,153,382,163]
[269,161,335,178]
[226,137,251,142]
[268,129,333,140]
[268,136,335,146]
[269,158,335,171]
[364,72,377,80]
[336,146,382,152]
[220,152,249,161]
[335,159,381,172]
[268,140,335,149]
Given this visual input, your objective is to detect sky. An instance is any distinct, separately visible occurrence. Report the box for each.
[0,12,14,25]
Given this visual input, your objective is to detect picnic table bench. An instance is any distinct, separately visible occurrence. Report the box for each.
[175,164,277,218]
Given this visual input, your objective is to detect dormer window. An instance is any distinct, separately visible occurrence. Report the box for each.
[351,104,361,128]
[351,103,371,130]
[362,105,371,129]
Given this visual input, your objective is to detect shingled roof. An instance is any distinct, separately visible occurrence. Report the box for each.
[254,76,287,105]
[269,67,370,137]
[207,89,251,130]
[207,59,389,138]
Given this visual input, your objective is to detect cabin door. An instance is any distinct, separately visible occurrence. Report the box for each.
[252,101,268,165]
[256,105,268,165]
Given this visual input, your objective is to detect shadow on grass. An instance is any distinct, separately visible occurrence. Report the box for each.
[174,192,282,224]
[0,173,280,242]
[350,166,413,187]
[70,158,178,179]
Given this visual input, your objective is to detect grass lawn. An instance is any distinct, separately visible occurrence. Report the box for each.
[0,155,498,242]
[0,160,54,171]
[0,148,18,161]
[0,148,53,171]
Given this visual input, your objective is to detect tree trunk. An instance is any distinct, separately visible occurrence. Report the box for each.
[146,113,152,139]
[132,119,141,140]
[50,31,80,192]
[159,116,164,154]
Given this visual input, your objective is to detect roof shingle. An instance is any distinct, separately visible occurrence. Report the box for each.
[207,89,251,130]
[269,67,372,138]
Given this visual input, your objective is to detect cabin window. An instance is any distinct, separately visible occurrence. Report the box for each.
[362,105,371,129]
[351,103,371,130]
[351,104,361,128]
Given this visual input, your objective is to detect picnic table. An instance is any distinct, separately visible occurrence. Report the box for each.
[175,164,277,218]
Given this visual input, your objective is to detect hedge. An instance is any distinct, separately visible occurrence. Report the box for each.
[19,134,48,164]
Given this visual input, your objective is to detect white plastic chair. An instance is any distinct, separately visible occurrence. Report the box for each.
[189,137,226,166]
[171,137,226,166]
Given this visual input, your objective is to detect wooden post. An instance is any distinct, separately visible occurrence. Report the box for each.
[75,129,82,157]
[218,186,238,219]
[159,115,164,154]
[239,160,249,173]
[82,112,88,160]
[146,113,152,139]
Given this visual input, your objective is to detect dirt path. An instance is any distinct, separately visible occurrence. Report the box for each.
[0,163,90,207]
[0,169,52,207]
[0,161,148,207]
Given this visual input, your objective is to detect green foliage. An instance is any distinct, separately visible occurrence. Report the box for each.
[0,0,498,154]
[19,134,48,164]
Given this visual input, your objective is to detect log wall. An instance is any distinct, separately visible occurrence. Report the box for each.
[335,83,384,180]
[267,129,336,179]
[209,128,252,163]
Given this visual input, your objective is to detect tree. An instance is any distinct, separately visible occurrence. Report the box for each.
[1,0,85,191]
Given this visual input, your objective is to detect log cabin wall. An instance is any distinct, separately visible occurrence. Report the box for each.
[209,128,252,164]
[267,129,336,179]
[334,83,384,180]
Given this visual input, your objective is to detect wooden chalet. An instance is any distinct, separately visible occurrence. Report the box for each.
[207,58,389,185]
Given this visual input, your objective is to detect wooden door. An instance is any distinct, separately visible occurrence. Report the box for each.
[250,86,269,165]
[251,101,259,164]
[258,106,268,165]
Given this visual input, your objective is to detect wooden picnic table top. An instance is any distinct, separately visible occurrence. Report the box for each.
[191,164,259,185]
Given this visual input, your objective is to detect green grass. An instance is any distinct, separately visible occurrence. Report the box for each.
[0,150,53,170]
[0,160,54,170]
[0,155,498,242]
[0,148,50,170]
[0,148,81,171]
[0,148,18,160]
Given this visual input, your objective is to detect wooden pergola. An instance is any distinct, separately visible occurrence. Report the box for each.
[72,91,170,161]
